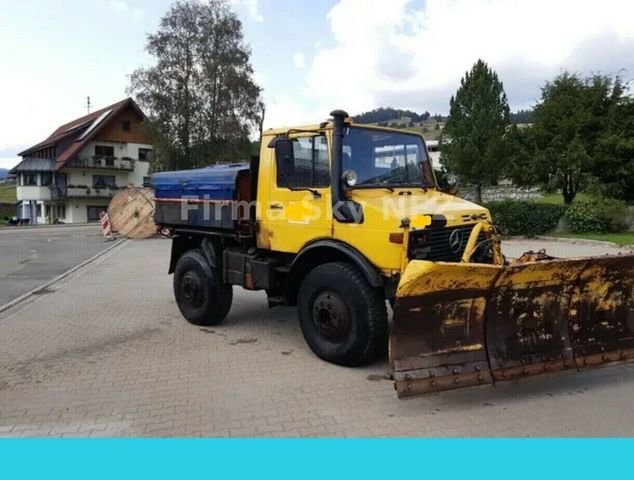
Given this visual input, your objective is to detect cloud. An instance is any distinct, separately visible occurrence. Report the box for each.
[299,0,634,116]
[293,52,306,70]
[108,0,143,18]
[229,0,263,23]
[108,0,128,13]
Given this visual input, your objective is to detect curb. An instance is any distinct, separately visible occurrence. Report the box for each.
[0,238,130,314]
[506,235,634,250]
[0,223,96,232]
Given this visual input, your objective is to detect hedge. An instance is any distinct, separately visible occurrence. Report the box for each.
[485,200,567,237]
[564,197,628,233]
[0,202,16,223]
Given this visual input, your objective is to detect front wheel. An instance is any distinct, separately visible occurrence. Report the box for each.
[298,262,388,366]
[173,249,232,326]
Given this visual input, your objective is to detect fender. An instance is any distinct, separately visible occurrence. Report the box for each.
[168,235,218,274]
[284,239,384,305]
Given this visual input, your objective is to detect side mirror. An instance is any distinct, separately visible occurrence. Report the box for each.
[274,140,295,179]
[341,170,358,189]
[443,172,457,187]
[440,172,459,195]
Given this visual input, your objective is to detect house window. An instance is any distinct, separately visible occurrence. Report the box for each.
[138,148,152,161]
[87,205,107,222]
[95,145,115,157]
[122,121,131,132]
[41,172,52,186]
[24,173,38,186]
[36,203,42,217]
[275,135,330,189]
[93,175,116,188]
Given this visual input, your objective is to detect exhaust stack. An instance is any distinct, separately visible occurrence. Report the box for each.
[329,109,361,223]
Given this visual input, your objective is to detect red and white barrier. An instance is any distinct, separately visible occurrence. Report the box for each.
[99,211,114,241]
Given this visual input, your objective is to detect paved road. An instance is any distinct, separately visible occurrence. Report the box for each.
[1,237,633,437]
[0,225,111,306]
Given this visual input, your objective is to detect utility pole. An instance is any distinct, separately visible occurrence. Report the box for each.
[86,96,91,114]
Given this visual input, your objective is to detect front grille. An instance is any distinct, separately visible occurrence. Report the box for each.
[408,225,488,262]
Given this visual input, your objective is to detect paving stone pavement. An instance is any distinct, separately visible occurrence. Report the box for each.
[1,238,634,437]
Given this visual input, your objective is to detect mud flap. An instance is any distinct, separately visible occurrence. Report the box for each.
[390,255,634,398]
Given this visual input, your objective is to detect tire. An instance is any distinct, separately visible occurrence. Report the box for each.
[173,249,232,326]
[297,261,388,366]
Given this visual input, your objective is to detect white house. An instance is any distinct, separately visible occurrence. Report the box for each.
[10,98,153,224]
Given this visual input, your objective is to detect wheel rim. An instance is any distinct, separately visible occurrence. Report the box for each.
[312,291,351,341]
[181,272,203,308]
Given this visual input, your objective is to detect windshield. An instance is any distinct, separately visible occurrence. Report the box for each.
[342,127,435,188]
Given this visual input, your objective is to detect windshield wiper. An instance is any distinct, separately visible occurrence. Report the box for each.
[350,184,395,192]
[398,183,431,193]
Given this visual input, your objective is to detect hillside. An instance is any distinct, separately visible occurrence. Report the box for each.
[353,108,445,141]
[0,184,16,202]
[352,107,532,141]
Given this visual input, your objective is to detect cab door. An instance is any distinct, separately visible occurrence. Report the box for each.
[262,133,332,253]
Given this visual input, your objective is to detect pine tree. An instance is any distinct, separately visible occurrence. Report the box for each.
[441,59,510,203]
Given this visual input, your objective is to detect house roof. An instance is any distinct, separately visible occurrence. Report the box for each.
[18,98,146,171]
[10,158,56,173]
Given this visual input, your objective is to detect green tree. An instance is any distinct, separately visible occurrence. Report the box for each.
[128,0,262,170]
[595,92,634,200]
[505,124,538,186]
[441,59,510,203]
[519,73,625,204]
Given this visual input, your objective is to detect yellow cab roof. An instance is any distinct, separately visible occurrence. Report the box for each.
[262,121,426,140]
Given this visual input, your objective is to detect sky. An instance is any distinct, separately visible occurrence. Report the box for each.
[1,0,634,169]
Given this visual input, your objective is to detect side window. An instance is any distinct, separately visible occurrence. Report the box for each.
[313,136,330,187]
[276,135,330,188]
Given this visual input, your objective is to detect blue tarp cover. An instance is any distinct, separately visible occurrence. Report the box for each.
[152,163,249,200]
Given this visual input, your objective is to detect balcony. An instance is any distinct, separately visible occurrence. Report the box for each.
[50,185,119,199]
[66,156,134,171]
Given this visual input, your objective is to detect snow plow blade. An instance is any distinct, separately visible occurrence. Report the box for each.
[390,254,634,398]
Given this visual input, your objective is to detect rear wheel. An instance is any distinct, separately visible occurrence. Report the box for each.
[298,262,388,366]
[173,249,232,326]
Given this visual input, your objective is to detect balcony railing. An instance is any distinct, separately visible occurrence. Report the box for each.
[50,185,119,199]
[66,156,134,171]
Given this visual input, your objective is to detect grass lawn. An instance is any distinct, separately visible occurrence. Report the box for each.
[532,193,634,245]
[532,193,591,205]
[0,184,16,203]
[550,231,634,245]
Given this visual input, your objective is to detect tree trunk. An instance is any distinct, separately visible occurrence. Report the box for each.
[562,174,576,204]
[475,183,483,205]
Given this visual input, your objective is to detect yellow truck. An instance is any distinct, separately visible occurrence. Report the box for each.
[153,110,634,398]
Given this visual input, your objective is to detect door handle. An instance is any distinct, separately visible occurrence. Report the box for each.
[269,203,283,210]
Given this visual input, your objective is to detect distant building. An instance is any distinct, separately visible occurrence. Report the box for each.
[426,140,441,170]
[10,98,153,224]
